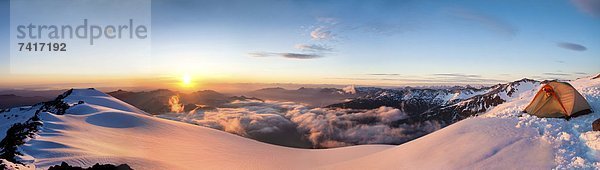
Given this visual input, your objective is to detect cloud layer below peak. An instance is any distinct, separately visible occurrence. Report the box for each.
[159,100,440,148]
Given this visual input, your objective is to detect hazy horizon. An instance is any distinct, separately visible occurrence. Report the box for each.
[1,73,598,95]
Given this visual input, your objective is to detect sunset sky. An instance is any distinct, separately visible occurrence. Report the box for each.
[1,0,599,91]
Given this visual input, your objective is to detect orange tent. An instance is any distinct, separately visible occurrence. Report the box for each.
[524,82,592,118]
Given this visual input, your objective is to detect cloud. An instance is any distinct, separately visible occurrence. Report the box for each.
[557,42,587,51]
[310,26,336,40]
[430,73,506,83]
[251,15,414,60]
[328,73,506,84]
[432,73,482,78]
[159,100,439,148]
[449,8,517,37]
[533,72,591,80]
[286,105,437,148]
[249,52,323,59]
[249,17,336,60]
[571,0,600,17]
[316,17,339,25]
[367,73,401,76]
[328,77,505,84]
[309,17,340,41]
[376,107,409,122]
[543,72,571,76]
[352,22,416,36]
[281,53,323,59]
[159,100,310,147]
[295,44,333,52]
[312,17,415,40]
[248,52,276,57]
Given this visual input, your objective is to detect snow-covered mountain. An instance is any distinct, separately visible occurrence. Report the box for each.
[328,78,540,125]
[328,84,493,111]
[416,78,540,124]
[0,75,599,169]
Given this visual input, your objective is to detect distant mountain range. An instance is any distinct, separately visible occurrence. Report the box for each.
[108,89,226,114]
[0,77,585,127]
[0,89,66,109]
[105,87,358,114]
[105,78,547,129]
[107,89,265,114]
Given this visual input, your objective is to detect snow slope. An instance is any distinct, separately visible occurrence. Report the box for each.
[326,118,555,169]
[17,89,392,169]
[3,75,599,169]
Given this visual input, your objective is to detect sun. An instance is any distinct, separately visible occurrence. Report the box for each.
[181,73,192,86]
[177,73,201,91]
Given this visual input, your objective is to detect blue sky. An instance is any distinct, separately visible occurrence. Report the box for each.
[1,0,599,88]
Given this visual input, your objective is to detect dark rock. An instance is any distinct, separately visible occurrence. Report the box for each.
[0,114,42,164]
[48,161,133,170]
[593,118,600,131]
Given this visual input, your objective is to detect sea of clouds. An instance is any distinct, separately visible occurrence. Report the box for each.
[159,99,441,148]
